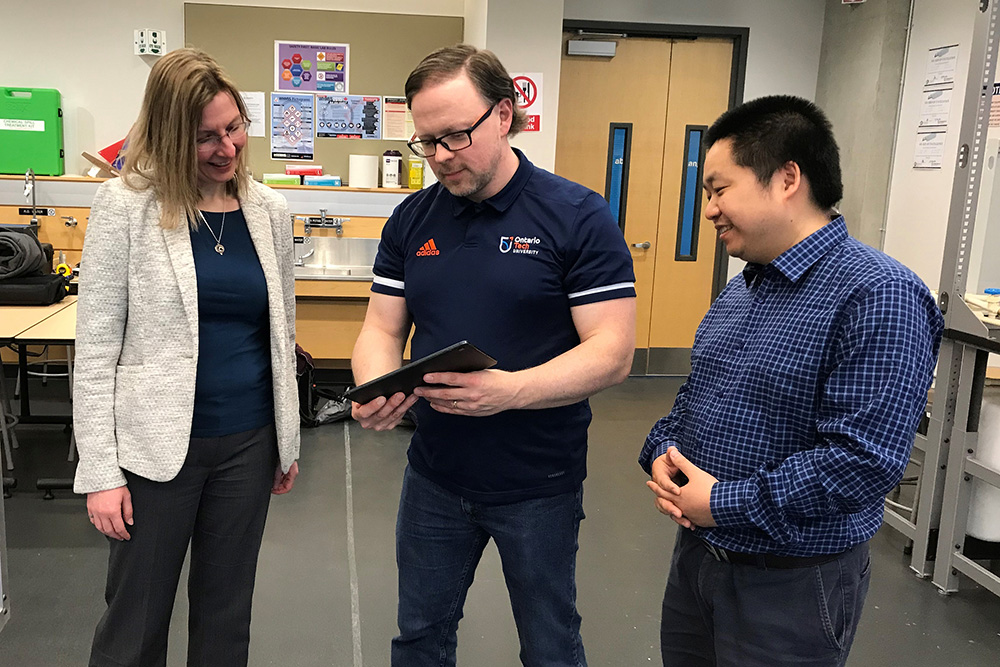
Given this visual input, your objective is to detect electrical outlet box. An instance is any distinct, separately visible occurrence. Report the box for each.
[134,28,166,56]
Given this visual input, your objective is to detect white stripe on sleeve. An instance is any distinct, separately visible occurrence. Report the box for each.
[373,276,405,290]
[568,282,635,300]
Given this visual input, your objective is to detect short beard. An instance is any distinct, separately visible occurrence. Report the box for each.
[440,148,503,200]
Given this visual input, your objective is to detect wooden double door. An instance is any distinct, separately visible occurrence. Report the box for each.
[556,35,734,374]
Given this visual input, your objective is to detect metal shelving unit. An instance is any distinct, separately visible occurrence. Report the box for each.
[882,0,1000,593]
[0,449,8,632]
[920,0,1000,596]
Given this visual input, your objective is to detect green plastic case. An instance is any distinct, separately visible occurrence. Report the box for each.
[0,88,65,176]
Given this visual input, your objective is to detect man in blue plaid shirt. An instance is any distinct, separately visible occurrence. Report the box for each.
[639,95,943,667]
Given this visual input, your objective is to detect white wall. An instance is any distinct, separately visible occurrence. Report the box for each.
[484,0,564,171]
[0,1,463,176]
[463,0,488,47]
[6,0,826,179]
[2,1,184,175]
[815,0,910,250]
[195,0,462,13]
[563,0,827,103]
[883,0,979,289]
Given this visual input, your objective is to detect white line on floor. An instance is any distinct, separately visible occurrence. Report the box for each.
[344,422,363,667]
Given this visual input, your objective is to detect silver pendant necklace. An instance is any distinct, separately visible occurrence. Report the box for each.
[202,210,226,255]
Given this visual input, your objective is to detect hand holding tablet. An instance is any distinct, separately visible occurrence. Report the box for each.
[345,341,497,405]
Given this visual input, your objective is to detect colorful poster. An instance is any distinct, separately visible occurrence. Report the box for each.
[383,96,414,141]
[316,94,381,139]
[275,41,349,93]
[270,92,314,160]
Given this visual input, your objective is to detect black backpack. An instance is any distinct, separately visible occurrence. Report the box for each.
[295,344,352,427]
[0,229,68,306]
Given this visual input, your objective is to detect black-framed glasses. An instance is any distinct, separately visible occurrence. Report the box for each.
[407,106,494,158]
[196,120,250,153]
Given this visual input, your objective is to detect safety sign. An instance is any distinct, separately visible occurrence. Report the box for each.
[275,41,349,93]
[270,92,314,160]
[511,73,542,133]
[316,94,381,139]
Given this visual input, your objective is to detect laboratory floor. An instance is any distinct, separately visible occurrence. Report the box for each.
[1,374,998,665]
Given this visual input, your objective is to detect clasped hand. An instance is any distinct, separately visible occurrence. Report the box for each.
[646,446,719,528]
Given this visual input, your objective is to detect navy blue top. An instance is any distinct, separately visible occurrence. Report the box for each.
[372,149,636,503]
[189,208,274,438]
[639,218,944,556]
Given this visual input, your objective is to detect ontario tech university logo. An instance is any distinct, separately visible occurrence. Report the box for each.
[498,235,540,255]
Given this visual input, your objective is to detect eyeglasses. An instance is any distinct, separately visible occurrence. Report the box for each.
[407,106,494,158]
[196,120,250,152]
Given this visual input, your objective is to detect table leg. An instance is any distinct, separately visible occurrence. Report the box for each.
[0,368,18,471]
[17,345,31,418]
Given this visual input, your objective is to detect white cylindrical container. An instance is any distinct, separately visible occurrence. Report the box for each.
[349,154,379,188]
[422,158,437,188]
[967,386,1000,542]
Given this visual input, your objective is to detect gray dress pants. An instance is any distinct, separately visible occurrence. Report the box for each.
[88,424,278,667]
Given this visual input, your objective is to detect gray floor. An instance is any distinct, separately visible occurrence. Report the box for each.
[1,375,999,665]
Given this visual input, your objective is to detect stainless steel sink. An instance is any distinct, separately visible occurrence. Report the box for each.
[294,236,379,281]
[294,264,375,280]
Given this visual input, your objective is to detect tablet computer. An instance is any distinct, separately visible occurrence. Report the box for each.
[345,340,497,405]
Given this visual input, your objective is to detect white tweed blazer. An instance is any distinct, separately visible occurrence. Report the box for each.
[72,178,300,494]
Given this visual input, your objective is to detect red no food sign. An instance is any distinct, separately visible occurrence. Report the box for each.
[512,76,537,108]
[511,73,542,132]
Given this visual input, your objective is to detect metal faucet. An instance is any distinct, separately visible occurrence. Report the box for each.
[319,208,345,236]
[294,240,315,267]
[23,169,38,226]
[291,214,315,267]
[293,209,349,238]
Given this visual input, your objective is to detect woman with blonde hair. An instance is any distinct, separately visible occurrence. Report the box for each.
[73,47,300,666]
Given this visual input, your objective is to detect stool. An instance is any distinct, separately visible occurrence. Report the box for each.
[14,345,74,396]
[7,345,77,466]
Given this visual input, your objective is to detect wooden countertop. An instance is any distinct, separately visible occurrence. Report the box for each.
[15,301,77,343]
[295,279,372,298]
[0,174,105,183]
[0,173,419,193]
[0,295,77,341]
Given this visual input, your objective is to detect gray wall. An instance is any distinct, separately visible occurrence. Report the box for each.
[815,0,910,249]
[563,0,827,103]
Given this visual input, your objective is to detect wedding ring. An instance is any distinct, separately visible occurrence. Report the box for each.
[452,400,458,409]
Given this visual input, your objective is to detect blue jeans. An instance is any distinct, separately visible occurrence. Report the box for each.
[660,528,871,667]
[392,465,587,667]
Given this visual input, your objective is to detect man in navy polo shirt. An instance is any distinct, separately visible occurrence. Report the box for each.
[351,44,636,666]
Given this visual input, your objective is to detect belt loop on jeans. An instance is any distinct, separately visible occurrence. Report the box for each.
[704,541,730,563]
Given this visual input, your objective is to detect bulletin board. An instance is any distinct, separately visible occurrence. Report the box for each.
[184,4,463,181]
